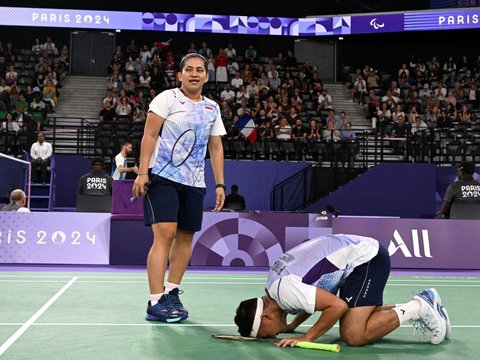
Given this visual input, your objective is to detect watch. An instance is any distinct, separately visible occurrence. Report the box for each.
[215,184,227,191]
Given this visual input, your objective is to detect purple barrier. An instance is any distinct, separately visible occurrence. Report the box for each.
[332,217,480,269]
[112,180,143,215]
[110,211,332,266]
[0,212,111,264]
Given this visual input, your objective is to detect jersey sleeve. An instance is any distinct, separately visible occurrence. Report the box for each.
[115,154,124,169]
[267,275,317,314]
[210,103,227,136]
[148,89,170,119]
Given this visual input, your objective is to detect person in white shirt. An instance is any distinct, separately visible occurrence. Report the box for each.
[235,234,450,347]
[231,72,244,90]
[30,132,53,183]
[220,83,236,104]
[111,141,138,180]
[1,189,30,212]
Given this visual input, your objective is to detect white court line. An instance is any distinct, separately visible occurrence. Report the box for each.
[2,279,480,287]
[0,274,479,282]
[0,277,77,357]
[0,323,479,329]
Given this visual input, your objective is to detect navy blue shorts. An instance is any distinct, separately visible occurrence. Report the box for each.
[143,176,206,232]
[339,245,391,308]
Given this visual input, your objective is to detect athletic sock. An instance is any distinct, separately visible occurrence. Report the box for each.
[165,282,179,294]
[393,300,421,324]
[150,293,164,306]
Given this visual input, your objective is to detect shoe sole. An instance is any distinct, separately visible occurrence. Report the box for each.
[429,288,451,339]
[145,313,188,323]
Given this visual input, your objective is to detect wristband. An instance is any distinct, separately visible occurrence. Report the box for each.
[138,173,149,176]
[215,184,226,191]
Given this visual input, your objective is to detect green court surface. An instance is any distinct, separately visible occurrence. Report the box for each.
[0,271,478,359]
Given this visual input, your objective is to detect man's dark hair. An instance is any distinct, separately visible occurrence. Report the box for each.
[91,158,104,167]
[121,140,132,147]
[179,53,208,72]
[460,161,475,175]
[231,184,238,192]
[234,298,257,337]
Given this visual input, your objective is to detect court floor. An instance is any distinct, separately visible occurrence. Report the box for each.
[0,269,479,359]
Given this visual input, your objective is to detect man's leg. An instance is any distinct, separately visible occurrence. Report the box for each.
[40,159,48,183]
[340,305,401,346]
[30,159,39,182]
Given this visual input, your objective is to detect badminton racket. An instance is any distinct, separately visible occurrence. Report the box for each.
[211,334,340,352]
[131,128,197,202]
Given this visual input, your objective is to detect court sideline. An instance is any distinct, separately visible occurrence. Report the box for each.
[0,269,479,359]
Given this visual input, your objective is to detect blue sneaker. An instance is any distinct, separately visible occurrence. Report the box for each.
[145,294,188,323]
[166,288,189,317]
[413,288,447,344]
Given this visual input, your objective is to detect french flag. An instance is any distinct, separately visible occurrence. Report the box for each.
[236,113,257,144]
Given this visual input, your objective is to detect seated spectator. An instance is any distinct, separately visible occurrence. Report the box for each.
[340,121,357,141]
[275,116,292,140]
[224,43,237,59]
[411,115,428,135]
[99,101,116,122]
[227,57,239,76]
[132,107,146,122]
[198,42,212,58]
[240,64,253,83]
[138,70,151,89]
[244,44,257,63]
[457,104,472,123]
[224,184,246,211]
[77,158,113,196]
[29,92,46,119]
[115,96,132,119]
[230,72,243,90]
[375,102,392,133]
[284,50,297,70]
[317,89,333,110]
[42,79,57,112]
[30,132,53,183]
[436,110,453,129]
[1,189,30,212]
[322,120,341,142]
[220,83,236,104]
[5,65,18,86]
[32,38,43,56]
[43,37,58,57]
[103,88,117,106]
[351,74,367,102]
[445,70,459,89]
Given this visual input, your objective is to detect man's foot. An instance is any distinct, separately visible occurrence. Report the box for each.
[413,288,447,344]
[145,294,188,323]
[427,288,451,339]
[166,288,189,316]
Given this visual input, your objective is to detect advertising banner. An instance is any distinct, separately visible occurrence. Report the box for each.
[0,212,110,264]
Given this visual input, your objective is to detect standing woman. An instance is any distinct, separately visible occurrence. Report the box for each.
[132,54,226,323]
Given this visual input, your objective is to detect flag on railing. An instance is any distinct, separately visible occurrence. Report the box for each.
[235,113,257,144]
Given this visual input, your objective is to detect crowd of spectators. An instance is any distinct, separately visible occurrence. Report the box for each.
[353,55,480,132]
[0,38,68,156]
[95,39,359,163]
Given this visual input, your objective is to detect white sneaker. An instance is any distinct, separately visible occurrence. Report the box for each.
[413,288,447,344]
[428,288,451,339]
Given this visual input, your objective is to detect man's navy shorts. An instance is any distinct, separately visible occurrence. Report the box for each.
[143,176,206,232]
[339,245,391,308]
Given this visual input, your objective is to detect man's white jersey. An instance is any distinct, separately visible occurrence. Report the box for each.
[266,234,379,314]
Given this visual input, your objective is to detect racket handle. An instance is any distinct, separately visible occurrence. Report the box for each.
[294,342,341,352]
[130,196,138,203]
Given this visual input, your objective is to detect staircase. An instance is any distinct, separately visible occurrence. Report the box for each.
[54,76,107,120]
[324,82,403,163]
[44,76,106,154]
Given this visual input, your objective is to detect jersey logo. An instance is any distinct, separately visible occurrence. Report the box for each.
[345,296,353,302]
[180,101,185,105]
